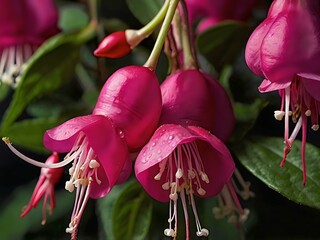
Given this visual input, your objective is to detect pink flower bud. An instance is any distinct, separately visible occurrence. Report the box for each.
[94,31,132,58]
[93,65,162,151]
[160,69,235,142]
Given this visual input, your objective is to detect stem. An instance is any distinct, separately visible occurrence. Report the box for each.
[137,0,171,37]
[179,0,197,69]
[144,0,180,69]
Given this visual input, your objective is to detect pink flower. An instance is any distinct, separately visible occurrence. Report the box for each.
[245,0,320,184]
[93,65,162,151]
[135,69,235,239]
[0,0,59,87]
[186,0,256,32]
[20,152,63,225]
[43,115,130,238]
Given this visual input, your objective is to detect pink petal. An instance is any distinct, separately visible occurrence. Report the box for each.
[258,78,291,93]
[135,124,235,202]
[44,115,111,152]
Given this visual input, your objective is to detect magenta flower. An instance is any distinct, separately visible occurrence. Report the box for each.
[0,0,59,87]
[135,69,235,239]
[20,152,63,225]
[185,0,256,33]
[93,65,162,151]
[43,115,131,238]
[245,0,320,184]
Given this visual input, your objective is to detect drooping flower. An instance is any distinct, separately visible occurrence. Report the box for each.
[44,115,131,238]
[245,0,320,184]
[0,0,59,87]
[185,0,256,33]
[93,65,162,151]
[135,69,235,239]
[20,152,63,225]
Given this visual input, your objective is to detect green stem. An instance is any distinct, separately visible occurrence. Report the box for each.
[137,0,170,37]
[179,0,197,69]
[144,0,180,69]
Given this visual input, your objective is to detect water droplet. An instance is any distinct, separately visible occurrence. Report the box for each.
[152,142,156,147]
[118,130,125,138]
[157,150,161,154]
[168,135,173,140]
[143,152,147,157]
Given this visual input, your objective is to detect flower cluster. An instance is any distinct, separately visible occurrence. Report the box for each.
[3,0,255,239]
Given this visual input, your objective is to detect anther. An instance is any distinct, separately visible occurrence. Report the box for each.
[274,110,285,121]
[154,172,162,180]
[65,181,74,192]
[200,172,209,183]
[197,187,206,196]
[312,124,319,131]
[305,110,311,116]
[175,168,183,179]
[196,228,209,237]
[164,228,175,237]
[89,159,100,169]
[162,182,170,190]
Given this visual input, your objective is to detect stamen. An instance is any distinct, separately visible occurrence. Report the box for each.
[274,110,285,121]
[312,124,319,131]
[3,137,75,169]
[305,109,311,116]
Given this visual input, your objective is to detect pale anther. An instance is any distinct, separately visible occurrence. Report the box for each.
[89,159,100,169]
[65,181,74,192]
[175,168,183,179]
[312,124,319,131]
[305,109,311,116]
[274,110,285,121]
[197,187,206,196]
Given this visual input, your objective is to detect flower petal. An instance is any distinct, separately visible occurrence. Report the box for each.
[258,78,291,93]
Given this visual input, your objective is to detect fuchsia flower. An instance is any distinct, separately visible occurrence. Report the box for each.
[245,0,320,184]
[185,0,256,33]
[0,0,59,87]
[44,115,130,237]
[20,152,63,225]
[135,69,235,239]
[4,65,162,239]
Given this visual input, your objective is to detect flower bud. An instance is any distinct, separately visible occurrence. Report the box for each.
[94,31,131,58]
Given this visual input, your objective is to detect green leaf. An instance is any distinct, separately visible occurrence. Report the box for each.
[126,0,162,25]
[0,182,73,240]
[196,21,250,70]
[97,180,135,240]
[234,136,320,209]
[0,117,64,153]
[112,181,153,240]
[0,84,10,102]
[1,24,96,129]
[59,4,89,32]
